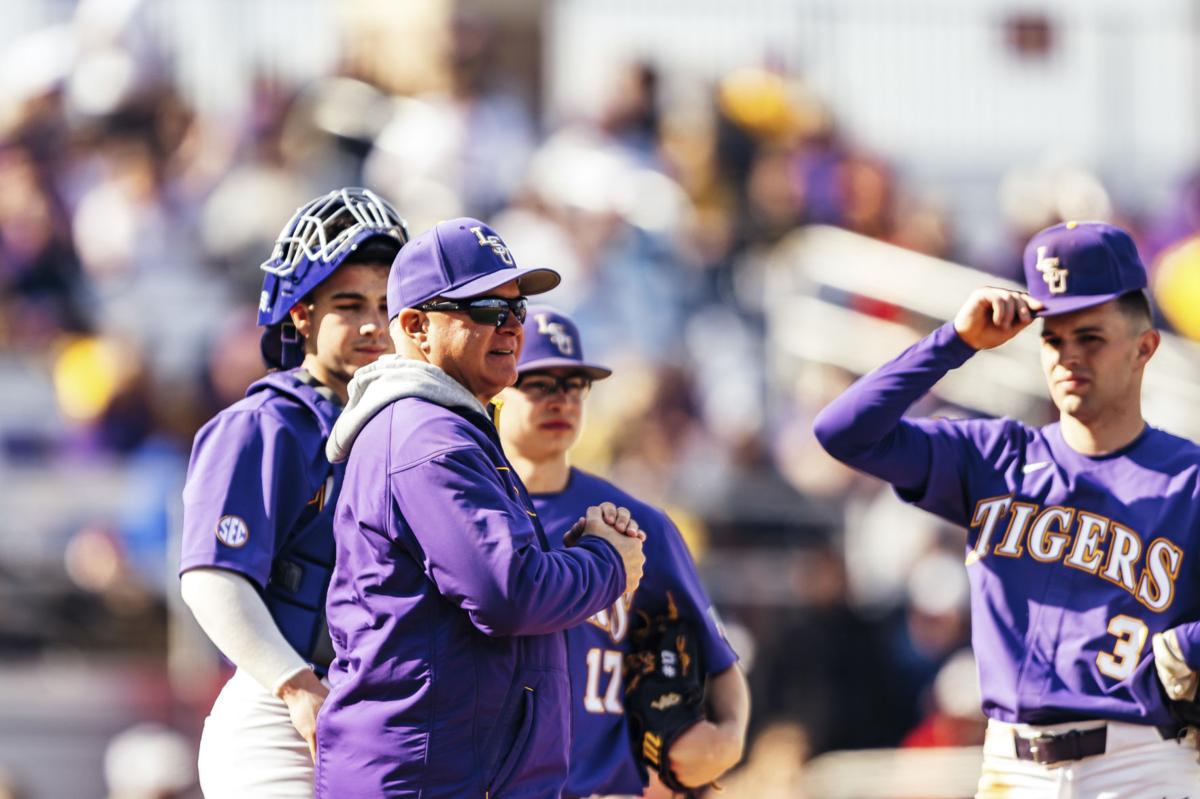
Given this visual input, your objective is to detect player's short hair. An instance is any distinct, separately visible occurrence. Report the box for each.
[1115,289,1153,330]
[299,237,399,305]
[342,237,402,269]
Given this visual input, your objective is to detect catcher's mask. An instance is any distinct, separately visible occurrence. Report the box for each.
[258,188,409,369]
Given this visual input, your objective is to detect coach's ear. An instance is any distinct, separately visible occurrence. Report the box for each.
[392,309,431,359]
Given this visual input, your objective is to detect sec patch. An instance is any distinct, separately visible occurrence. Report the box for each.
[215,515,250,548]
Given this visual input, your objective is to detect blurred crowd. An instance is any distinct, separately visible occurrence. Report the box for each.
[6,1,1200,797]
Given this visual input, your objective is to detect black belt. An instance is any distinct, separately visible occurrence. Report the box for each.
[1013,724,1185,765]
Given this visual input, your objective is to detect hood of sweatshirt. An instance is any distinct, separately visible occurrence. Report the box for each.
[325,355,488,463]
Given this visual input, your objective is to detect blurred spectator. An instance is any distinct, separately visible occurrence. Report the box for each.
[0,769,27,799]
[993,162,1116,279]
[0,145,89,347]
[104,723,197,799]
[52,334,154,455]
[599,61,662,162]
[883,549,972,734]
[365,11,536,225]
[902,649,987,748]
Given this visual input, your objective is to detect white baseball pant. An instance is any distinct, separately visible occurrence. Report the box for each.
[977,718,1200,799]
[197,668,315,798]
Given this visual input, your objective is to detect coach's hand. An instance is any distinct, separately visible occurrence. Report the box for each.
[954,287,1045,350]
[276,667,329,761]
[567,505,645,594]
[668,719,745,789]
[599,501,642,539]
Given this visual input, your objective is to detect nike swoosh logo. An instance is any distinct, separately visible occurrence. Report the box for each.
[1022,461,1052,474]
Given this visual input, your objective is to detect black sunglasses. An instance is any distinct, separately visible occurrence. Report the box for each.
[515,373,593,399]
[418,296,528,328]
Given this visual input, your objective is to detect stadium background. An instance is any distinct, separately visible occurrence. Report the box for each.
[3,0,1200,796]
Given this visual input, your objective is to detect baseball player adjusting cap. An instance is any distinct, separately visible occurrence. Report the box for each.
[387,217,560,318]
[1023,221,1148,317]
[517,306,613,380]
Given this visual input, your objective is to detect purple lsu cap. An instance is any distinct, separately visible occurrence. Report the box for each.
[387,218,561,318]
[1023,221,1148,316]
[517,306,612,380]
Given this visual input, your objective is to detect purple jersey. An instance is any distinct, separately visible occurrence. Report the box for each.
[180,371,336,589]
[532,469,738,797]
[813,322,1200,726]
[179,370,342,668]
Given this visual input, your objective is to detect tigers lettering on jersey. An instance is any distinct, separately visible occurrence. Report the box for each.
[967,494,1183,612]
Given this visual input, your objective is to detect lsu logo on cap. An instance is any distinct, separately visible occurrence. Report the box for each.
[469,226,514,265]
[215,515,250,548]
[534,313,574,355]
[1036,245,1068,294]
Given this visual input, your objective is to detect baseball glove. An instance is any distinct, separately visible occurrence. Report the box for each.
[624,592,707,795]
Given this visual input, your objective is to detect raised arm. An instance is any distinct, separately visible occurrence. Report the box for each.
[813,288,1042,492]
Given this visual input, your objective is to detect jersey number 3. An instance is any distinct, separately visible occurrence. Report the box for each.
[1096,614,1148,681]
[584,648,624,714]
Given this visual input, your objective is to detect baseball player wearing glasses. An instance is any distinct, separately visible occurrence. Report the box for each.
[496,306,749,799]
[179,189,408,797]
[815,221,1200,797]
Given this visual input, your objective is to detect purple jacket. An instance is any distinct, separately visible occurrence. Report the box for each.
[315,357,627,798]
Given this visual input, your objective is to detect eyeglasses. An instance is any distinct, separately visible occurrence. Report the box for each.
[515,374,593,400]
[418,296,528,328]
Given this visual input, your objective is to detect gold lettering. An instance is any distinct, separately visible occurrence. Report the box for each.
[1064,512,1109,574]
[1100,523,1142,593]
[968,495,1013,563]
[994,502,1037,557]
[1028,506,1075,562]
[1137,538,1183,612]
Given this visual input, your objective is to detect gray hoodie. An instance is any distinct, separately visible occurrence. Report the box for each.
[326,355,487,463]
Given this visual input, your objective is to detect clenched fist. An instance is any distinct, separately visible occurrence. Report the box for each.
[565,503,646,595]
[953,287,1045,350]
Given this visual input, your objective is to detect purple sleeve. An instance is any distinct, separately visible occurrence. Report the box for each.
[179,409,311,588]
[814,323,1032,524]
[657,515,738,675]
[812,322,983,521]
[812,321,977,492]
[393,447,626,637]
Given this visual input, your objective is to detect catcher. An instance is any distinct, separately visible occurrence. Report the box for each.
[496,306,750,798]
